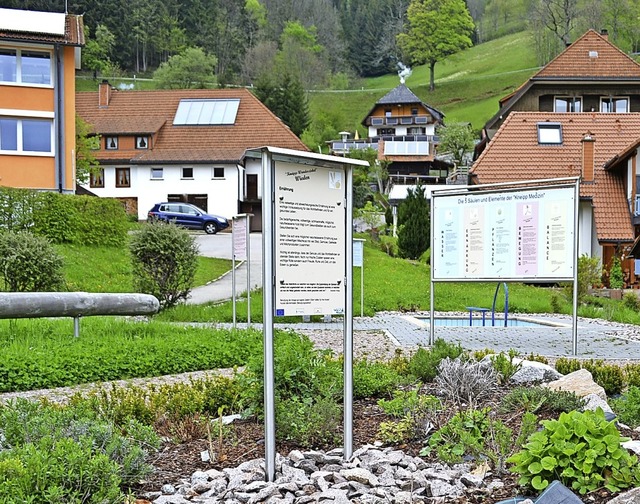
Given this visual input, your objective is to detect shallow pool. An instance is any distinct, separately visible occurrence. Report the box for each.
[414,316,565,328]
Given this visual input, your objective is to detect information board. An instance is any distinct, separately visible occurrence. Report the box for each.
[432,185,576,281]
[232,215,247,261]
[274,161,346,316]
[353,239,364,268]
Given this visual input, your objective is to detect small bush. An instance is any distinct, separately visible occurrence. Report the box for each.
[377,389,441,444]
[129,220,199,309]
[354,360,405,399]
[625,363,640,389]
[489,349,522,384]
[408,339,464,383]
[623,292,640,311]
[0,231,64,292]
[436,357,498,408]
[554,357,582,375]
[611,386,640,428]
[609,256,624,289]
[378,234,398,257]
[499,386,584,415]
[276,394,341,447]
[508,409,640,494]
[565,255,601,302]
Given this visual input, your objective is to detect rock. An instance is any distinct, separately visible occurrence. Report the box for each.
[606,487,640,503]
[510,359,563,384]
[622,440,640,456]
[340,467,380,486]
[160,484,176,495]
[582,393,614,414]
[543,369,607,399]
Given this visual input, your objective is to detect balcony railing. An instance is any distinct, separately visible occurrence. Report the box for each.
[366,115,431,127]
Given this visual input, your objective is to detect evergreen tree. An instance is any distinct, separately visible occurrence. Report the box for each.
[397,185,430,259]
[254,73,310,137]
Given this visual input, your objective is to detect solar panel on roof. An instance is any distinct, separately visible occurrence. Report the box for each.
[0,8,66,36]
[173,99,240,125]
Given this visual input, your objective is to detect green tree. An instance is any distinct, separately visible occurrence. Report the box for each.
[398,0,474,91]
[82,24,117,76]
[397,185,430,259]
[436,123,475,167]
[75,115,100,185]
[129,220,199,310]
[254,73,310,137]
[153,47,217,89]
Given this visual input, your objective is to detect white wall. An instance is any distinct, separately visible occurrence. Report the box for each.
[578,200,601,260]
[81,163,240,220]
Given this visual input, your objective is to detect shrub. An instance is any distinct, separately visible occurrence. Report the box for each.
[623,292,640,311]
[397,185,429,259]
[377,389,441,444]
[354,360,405,398]
[625,363,640,389]
[378,234,398,257]
[435,357,498,408]
[565,255,601,302]
[611,386,640,428]
[489,349,522,384]
[609,256,624,289]
[508,409,640,494]
[499,387,584,415]
[129,220,199,309]
[408,339,464,383]
[276,394,342,447]
[0,231,64,292]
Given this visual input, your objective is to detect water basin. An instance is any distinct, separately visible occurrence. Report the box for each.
[414,316,568,328]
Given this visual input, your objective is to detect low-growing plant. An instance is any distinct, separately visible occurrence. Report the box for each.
[378,416,416,444]
[611,386,640,428]
[490,349,522,384]
[276,394,342,447]
[472,348,496,361]
[508,408,640,494]
[377,389,439,418]
[435,357,498,409]
[408,339,464,383]
[524,353,549,365]
[554,357,582,375]
[423,407,492,464]
[550,293,563,313]
[378,234,398,257]
[499,387,584,415]
[354,360,405,399]
[623,292,640,311]
[376,389,441,444]
[625,363,640,389]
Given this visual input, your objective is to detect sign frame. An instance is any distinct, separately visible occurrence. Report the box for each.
[429,177,580,355]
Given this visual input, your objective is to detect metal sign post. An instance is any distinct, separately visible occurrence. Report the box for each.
[248,146,368,481]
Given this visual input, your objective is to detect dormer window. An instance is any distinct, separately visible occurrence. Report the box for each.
[554,97,581,112]
[601,97,628,113]
[538,123,562,144]
[105,136,118,150]
[136,136,148,149]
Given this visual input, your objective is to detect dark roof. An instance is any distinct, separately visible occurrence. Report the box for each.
[0,8,84,46]
[76,87,309,165]
[364,83,444,123]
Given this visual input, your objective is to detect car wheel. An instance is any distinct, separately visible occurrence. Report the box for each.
[204,222,219,235]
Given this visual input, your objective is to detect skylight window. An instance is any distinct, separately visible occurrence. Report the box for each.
[537,123,562,144]
[173,99,240,125]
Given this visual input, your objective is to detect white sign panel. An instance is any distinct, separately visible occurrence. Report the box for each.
[353,239,364,268]
[233,216,247,260]
[274,162,346,316]
[432,185,575,281]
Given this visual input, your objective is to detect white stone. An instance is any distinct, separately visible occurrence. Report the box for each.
[542,369,607,399]
[340,467,380,486]
[582,393,613,413]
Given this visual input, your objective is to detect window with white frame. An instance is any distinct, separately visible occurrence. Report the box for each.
[150,167,163,179]
[182,167,193,179]
[212,167,224,179]
[554,97,582,112]
[105,136,118,150]
[537,123,562,144]
[0,117,53,154]
[0,48,51,85]
[601,97,629,113]
[136,136,148,149]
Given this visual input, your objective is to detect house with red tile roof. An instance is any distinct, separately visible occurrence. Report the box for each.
[476,29,640,157]
[0,7,84,192]
[76,83,308,228]
[328,83,453,185]
[471,112,640,286]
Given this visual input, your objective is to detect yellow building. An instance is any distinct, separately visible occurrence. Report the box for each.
[0,7,84,192]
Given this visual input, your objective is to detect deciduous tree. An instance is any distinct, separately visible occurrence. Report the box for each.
[397,0,474,91]
[75,115,101,185]
[437,123,475,167]
[153,47,217,89]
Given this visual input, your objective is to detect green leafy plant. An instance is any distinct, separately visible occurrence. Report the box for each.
[623,292,640,311]
[129,220,200,309]
[489,349,522,384]
[377,389,441,443]
[276,394,341,446]
[564,254,601,302]
[408,339,464,383]
[625,363,640,389]
[609,256,624,289]
[0,231,64,292]
[611,386,640,428]
[499,387,584,415]
[507,408,640,494]
[354,360,405,399]
[378,416,416,444]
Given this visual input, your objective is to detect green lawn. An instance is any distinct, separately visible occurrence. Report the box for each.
[57,243,232,293]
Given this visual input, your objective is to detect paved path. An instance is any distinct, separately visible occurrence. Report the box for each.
[186,233,640,359]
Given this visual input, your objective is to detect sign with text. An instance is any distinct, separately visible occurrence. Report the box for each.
[274,161,346,316]
[432,184,576,281]
[353,239,364,268]
[232,215,247,260]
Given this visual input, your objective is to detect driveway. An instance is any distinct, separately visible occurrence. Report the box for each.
[188,232,263,304]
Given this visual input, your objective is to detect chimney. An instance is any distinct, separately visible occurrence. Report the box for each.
[582,133,595,182]
[98,80,111,108]
[600,29,609,40]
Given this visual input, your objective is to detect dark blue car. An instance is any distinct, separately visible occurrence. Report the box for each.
[147,202,229,235]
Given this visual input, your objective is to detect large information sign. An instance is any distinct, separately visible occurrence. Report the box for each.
[432,184,576,281]
[274,161,346,316]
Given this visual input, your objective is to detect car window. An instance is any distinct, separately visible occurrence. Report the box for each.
[182,205,199,215]
[167,204,181,213]
[159,204,168,211]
